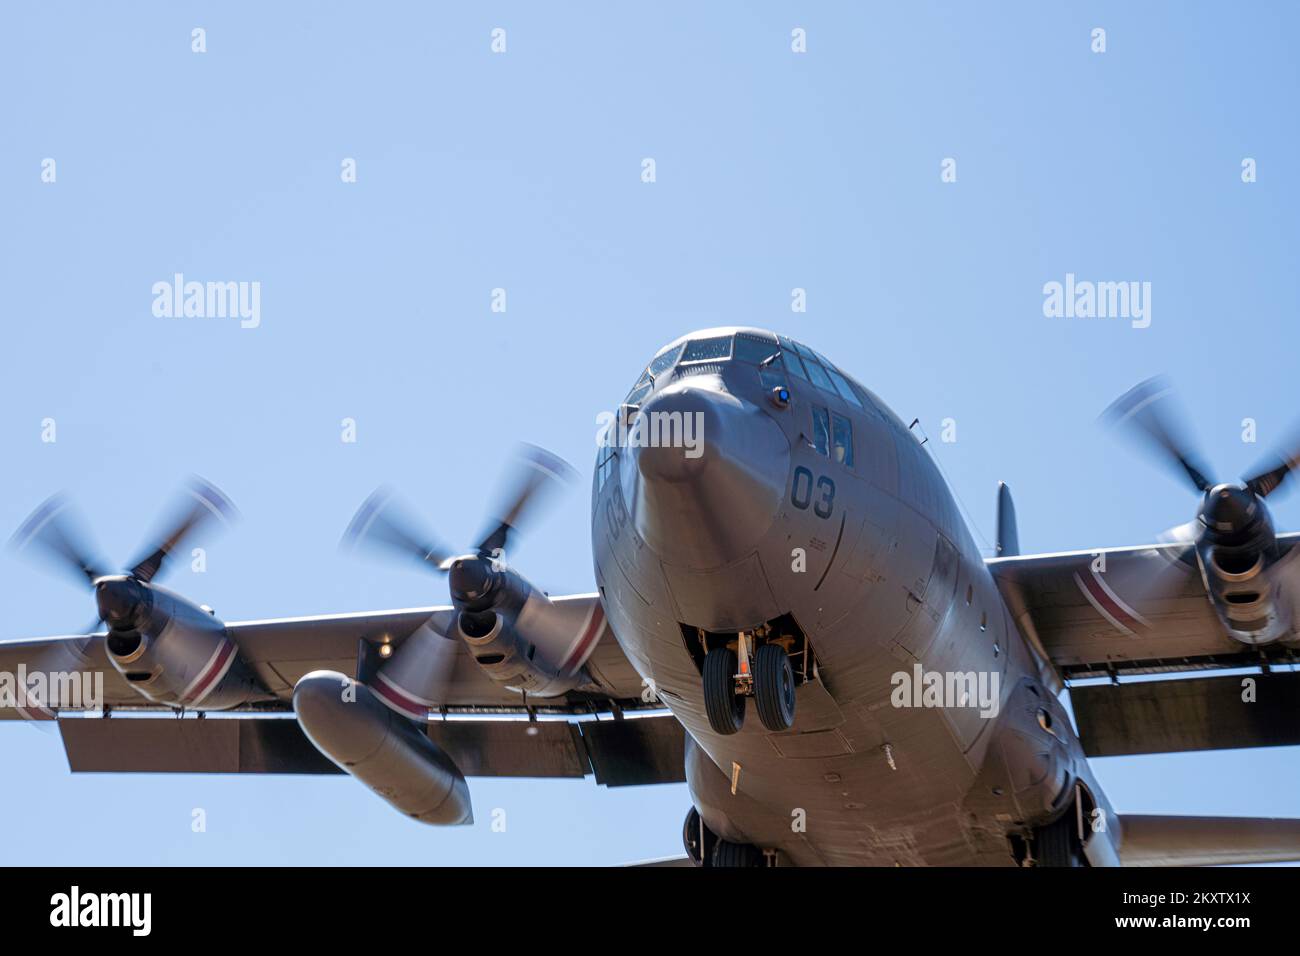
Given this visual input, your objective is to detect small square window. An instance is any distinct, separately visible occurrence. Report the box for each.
[831,412,854,467]
[595,449,617,490]
[811,405,830,456]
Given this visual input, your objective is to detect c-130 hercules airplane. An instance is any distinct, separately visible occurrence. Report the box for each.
[5,326,1300,867]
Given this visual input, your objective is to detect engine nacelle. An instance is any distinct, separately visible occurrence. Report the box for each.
[360,559,608,721]
[102,584,262,709]
[454,589,606,699]
[293,670,472,826]
[1201,541,1294,646]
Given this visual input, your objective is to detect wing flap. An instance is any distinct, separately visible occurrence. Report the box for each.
[56,714,687,785]
[59,717,341,774]
[1071,671,1300,757]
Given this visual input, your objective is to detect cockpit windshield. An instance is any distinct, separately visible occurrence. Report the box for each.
[680,335,732,363]
[648,342,684,378]
[630,330,865,410]
[733,333,780,365]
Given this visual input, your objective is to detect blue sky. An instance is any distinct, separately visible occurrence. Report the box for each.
[1,2,1298,864]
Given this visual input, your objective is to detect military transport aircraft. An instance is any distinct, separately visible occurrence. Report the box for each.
[5,327,1300,867]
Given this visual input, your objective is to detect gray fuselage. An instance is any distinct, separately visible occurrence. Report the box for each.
[591,327,1110,866]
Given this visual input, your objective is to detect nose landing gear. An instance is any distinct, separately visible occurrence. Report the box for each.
[702,631,797,735]
[703,647,746,734]
[754,643,796,732]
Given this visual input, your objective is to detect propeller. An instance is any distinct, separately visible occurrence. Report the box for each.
[342,443,576,604]
[1104,376,1300,504]
[341,444,577,715]
[1244,433,1300,500]
[1100,377,1298,619]
[8,476,238,633]
[1101,376,1214,494]
[7,493,107,588]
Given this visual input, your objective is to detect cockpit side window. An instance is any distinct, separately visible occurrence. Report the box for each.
[792,340,819,362]
[595,421,618,492]
[680,335,732,363]
[811,405,831,456]
[803,356,835,392]
[831,412,854,466]
[788,338,865,411]
[625,368,653,406]
[825,367,864,408]
[777,336,810,381]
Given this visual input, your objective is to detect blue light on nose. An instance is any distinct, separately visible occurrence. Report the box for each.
[770,386,791,408]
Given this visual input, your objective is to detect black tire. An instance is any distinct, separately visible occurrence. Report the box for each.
[754,643,796,732]
[682,807,705,866]
[1034,811,1084,867]
[703,647,745,735]
[712,840,764,868]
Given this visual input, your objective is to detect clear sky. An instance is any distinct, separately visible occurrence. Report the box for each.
[1,2,1298,865]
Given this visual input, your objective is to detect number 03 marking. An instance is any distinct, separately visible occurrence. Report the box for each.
[791,466,835,519]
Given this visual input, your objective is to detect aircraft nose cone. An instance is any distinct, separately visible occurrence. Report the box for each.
[632,391,715,485]
[625,379,790,569]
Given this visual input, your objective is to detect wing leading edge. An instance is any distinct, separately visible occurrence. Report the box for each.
[0,594,650,717]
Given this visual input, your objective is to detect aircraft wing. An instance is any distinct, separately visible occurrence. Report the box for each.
[987,538,1300,681]
[224,596,648,710]
[0,595,686,786]
[0,594,647,715]
[989,534,1300,757]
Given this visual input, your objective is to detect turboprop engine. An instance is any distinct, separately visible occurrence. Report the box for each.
[8,478,265,711]
[341,444,604,719]
[1104,378,1300,647]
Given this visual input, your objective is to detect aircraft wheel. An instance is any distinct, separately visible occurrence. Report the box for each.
[703,647,744,735]
[1034,811,1085,867]
[682,807,717,867]
[711,840,764,868]
[754,643,796,732]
